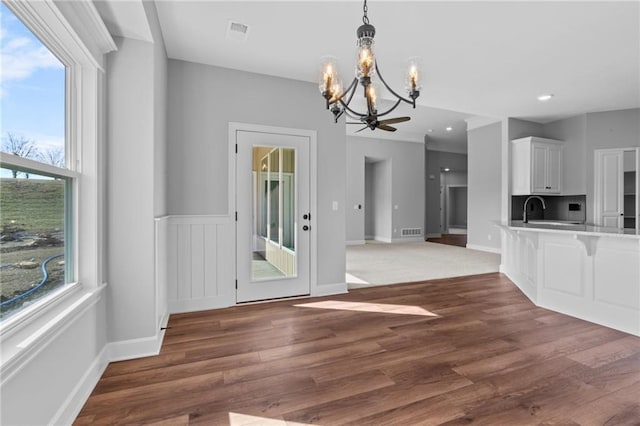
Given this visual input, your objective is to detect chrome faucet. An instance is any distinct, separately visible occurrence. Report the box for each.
[523,195,546,223]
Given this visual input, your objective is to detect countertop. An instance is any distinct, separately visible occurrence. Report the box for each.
[498,220,640,239]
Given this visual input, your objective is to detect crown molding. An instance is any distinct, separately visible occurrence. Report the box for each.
[465,116,502,131]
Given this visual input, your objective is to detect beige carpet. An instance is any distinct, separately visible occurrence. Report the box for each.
[346,241,500,288]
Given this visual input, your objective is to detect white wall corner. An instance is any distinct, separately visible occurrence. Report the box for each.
[108,325,167,362]
[311,282,348,297]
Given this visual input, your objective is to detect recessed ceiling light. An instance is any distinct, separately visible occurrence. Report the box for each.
[445,127,452,132]
[537,94,554,101]
[427,129,433,133]
[443,168,450,172]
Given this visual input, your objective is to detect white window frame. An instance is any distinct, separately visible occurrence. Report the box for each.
[0,0,110,360]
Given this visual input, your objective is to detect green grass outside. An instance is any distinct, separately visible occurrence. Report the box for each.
[0,178,65,233]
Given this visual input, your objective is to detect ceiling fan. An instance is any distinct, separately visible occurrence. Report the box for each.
[347,116,411,132]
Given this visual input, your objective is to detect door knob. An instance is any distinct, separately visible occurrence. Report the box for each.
[302,225,310,231]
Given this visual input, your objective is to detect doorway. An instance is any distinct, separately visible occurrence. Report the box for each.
[235,126,313,303]
[594,147,639,230]
[364,157,392,242]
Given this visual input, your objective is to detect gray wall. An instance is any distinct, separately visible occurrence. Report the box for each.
[372,159,393,241]
[503,109,639,225]
[167,60,346,287]
[346,136,425,243]
[468,122,501,250]
[543,108,639,223]
[544,114,587,196]
[364,162,374,239]
[425,149,467,236]
[450,186,468,227]
[584,108,640,223]
[106,2,167,343]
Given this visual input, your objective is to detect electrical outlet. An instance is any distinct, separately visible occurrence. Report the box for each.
[488,234,492,241]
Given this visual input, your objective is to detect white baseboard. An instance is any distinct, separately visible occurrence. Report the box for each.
[169,293,235,315]
[447,227,467,235]
[392,236,424,243]
[108,326,167,362]
[425,233,442,238]
[373,236,393,243]
[346,240,366,246]
[466,244,502,254]
[312,282,348,297]
[51,344,110,425]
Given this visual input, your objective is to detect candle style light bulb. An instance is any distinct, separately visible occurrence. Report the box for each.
[405,57,422,95]
[319,57,340,104]
[357,46,375,79]
[366,84,377,113]
[330,79,344,103]
[318,57,338,97]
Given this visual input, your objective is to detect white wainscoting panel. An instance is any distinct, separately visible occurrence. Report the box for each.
[498,223,640,336]
[594,239,640,310]
[542,239,584,297]
[161,215,236,313]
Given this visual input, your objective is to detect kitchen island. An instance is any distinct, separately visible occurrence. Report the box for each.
[497,221,640,336]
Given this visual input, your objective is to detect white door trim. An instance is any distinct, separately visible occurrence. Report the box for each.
[229,122,318,299]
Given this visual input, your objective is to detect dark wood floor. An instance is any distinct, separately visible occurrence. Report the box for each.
[76,273,640,425]
[426,234,467,248]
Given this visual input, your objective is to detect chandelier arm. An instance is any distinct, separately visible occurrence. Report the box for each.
[375,62,416,107]
[343,78,358,106]
[344,111,362,121]
[333,77,358,105]
[339,98,367,119]
[375,99,403,118]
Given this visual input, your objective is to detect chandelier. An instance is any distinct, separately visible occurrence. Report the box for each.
[319,0,421,132]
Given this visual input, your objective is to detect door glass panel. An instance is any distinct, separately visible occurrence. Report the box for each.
[252,146,296,280]
[623,150,636,229]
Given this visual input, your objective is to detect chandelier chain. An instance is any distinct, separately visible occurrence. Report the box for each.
[362,0,369,24]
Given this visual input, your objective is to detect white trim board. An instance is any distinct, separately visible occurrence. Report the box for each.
[466,244,502,254]
[51,345,110,425]
[311,282,348,297]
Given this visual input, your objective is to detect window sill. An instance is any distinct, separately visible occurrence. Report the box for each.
[0,283,106,382]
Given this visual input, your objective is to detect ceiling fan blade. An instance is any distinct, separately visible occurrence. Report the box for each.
[378,116,411,125]
[355,126,369,133]
[378,124,397,132]
[346,122,364,125]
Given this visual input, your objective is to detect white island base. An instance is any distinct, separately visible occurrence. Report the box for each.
[497,222,640,336]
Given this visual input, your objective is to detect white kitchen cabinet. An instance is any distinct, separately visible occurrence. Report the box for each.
[511,137,563,195]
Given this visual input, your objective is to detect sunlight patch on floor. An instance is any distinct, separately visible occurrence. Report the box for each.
[294,300,439,317]
[229,412,314,426]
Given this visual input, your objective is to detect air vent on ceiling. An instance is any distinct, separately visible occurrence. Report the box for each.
[227,20,250,42]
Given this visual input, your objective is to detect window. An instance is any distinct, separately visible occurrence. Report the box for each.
[0,2,75,321]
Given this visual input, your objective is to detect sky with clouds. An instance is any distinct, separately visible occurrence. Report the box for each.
[1,2,65,158]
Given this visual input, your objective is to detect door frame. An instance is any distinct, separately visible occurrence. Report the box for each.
[594,147,639,230]
[229,122,318,298]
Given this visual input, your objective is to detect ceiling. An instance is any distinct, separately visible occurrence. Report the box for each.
[97,1,640,152]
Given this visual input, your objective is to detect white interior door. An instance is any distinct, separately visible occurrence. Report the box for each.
[236,129,310,302]
[596,149,624,228]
